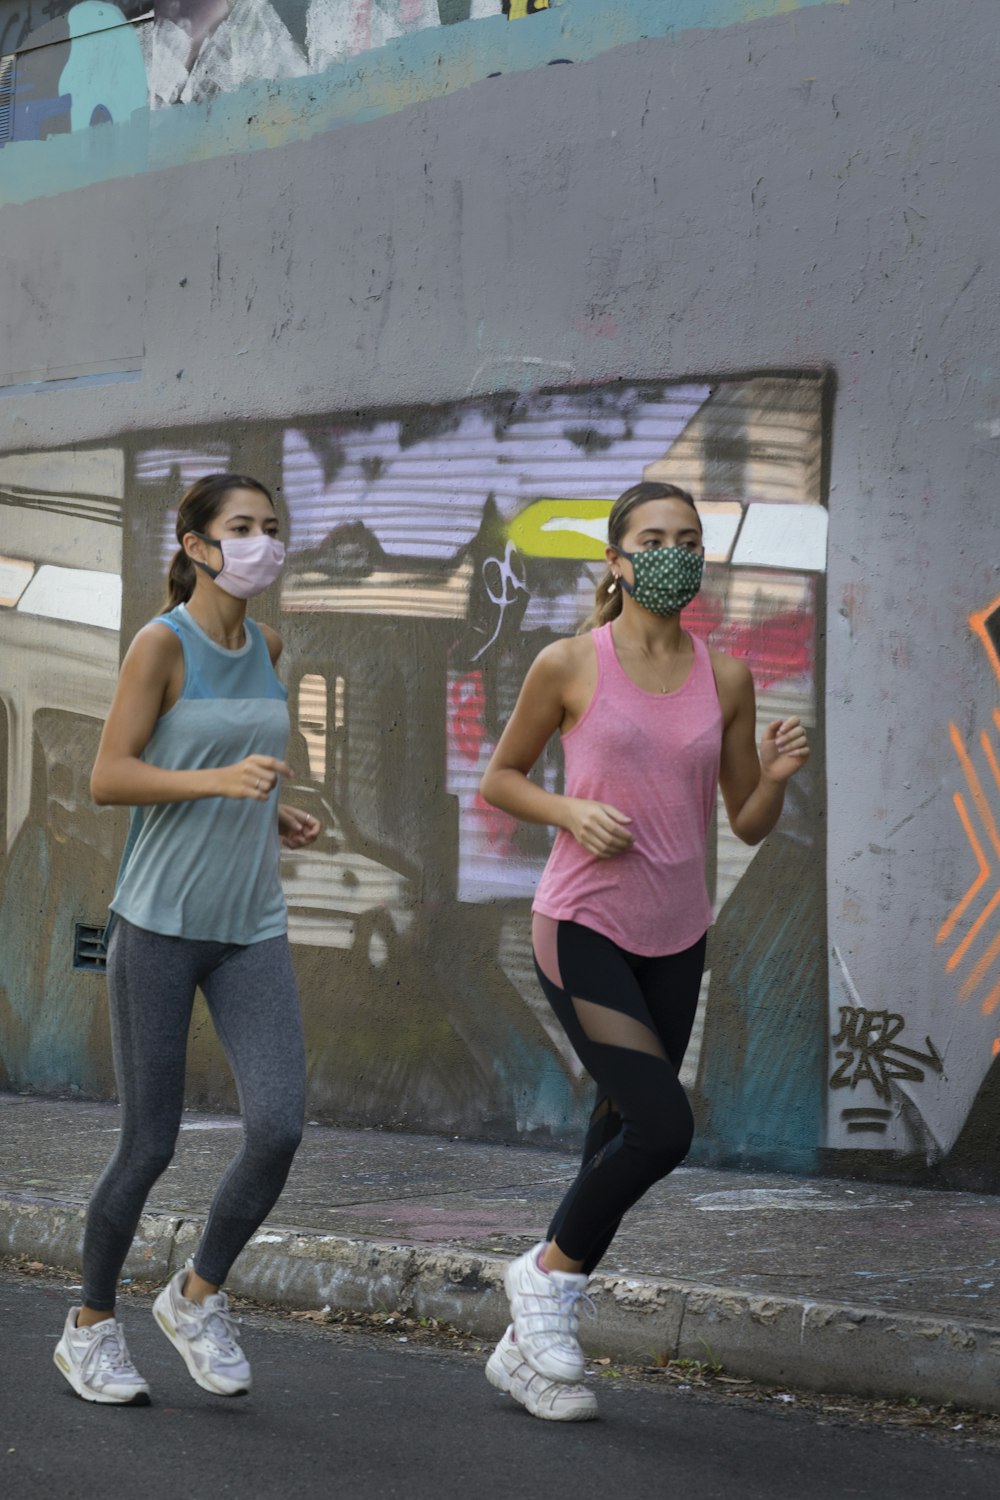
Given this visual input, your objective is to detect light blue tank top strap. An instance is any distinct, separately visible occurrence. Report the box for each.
[107,604,290,946]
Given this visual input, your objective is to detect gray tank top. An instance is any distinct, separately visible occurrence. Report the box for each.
[108,603,290,945]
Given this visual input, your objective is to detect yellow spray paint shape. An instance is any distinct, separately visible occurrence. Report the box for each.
[508,499,612,559]
[509,497,746,563]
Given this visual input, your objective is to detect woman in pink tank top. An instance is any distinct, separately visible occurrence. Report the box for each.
[479,482,809,1422]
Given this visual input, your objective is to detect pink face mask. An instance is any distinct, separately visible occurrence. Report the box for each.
[191,533,286,599]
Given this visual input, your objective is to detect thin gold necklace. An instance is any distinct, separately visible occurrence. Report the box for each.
[615,624,685,693]
[639,646,681,693]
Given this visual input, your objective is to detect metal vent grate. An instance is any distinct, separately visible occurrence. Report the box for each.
[0,57,14,145]
[74,923,108,972]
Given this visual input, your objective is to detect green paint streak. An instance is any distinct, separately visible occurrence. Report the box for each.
[0,0,849,207]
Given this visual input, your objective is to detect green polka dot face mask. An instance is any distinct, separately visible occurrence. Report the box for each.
[616,546,704,616]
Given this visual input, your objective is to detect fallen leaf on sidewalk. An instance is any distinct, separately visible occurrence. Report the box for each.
[289,1306,332,1323]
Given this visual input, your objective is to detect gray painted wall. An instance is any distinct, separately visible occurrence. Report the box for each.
[2,0,998,1181]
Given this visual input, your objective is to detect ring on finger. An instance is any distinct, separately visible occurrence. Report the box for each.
[255,778,262,791]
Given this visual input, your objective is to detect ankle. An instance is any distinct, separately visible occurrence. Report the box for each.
[181,1268,220,1305]
[76,1305,113,1329]
[539,1242,586,1276]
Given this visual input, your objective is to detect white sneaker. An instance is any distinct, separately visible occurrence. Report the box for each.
[53,1307,151,1405]
[487,1324,597,1421]
[504,1241,594,1383]
[153,1265,251,1396]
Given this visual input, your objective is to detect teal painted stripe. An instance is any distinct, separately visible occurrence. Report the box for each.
[0,368,141,399]
[0,0,848,207]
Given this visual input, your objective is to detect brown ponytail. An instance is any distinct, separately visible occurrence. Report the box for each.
[580,567,624,633]
[162,471,274,610]
[579,481,700,633]
[164,548,198,610]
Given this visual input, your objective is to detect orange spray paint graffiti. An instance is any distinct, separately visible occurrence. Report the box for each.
[938,593,1000,1020]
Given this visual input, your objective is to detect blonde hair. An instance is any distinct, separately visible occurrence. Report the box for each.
[579,481,700,633]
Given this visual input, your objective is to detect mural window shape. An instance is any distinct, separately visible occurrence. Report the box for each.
[298,672,328,782]
[332,672,347,804]
[0,55,13,143]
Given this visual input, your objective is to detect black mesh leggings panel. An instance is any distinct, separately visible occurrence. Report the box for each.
[533,917,706,1274]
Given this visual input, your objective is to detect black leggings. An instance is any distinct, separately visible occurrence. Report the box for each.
[533,916,706,1275]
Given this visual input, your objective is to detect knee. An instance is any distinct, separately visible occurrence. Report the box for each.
[123,1140,176,1191]
[630,1102,695,1179]
[245,1117,303,1170]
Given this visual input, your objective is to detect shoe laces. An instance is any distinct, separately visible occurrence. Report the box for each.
[79,1322,138,1384]
[554,1283,597,1332]
[177,1294,244,1361]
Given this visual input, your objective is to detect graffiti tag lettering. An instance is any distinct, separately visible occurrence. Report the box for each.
[472,541,529,661]
[829,1006,943,1103]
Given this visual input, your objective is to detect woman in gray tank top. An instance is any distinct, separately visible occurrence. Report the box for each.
[53,473,320,1407]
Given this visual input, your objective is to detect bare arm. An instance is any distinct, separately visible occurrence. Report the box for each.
[715,654,809,846]
[256,621,321,845]
[91,623,291,807]
[479,642,633,859]
[259,621,283,666]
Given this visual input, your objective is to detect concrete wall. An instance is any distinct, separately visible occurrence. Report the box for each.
[1,0,998,1187]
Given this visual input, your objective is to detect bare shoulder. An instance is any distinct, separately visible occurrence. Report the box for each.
[708,647,754,721]
[125,618,182,670]
[533,632,594,679]
[709,648,753,691]
[258,621,283,665]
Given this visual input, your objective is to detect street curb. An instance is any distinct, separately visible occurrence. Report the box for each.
[5,1191,1000,1413]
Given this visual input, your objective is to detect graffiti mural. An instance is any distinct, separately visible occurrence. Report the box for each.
[1,1,849,160]
[921,591,1000,1188]
[144,0,555,106]
[817,578,1000,1191]
[0,0,546,144]
[1,4,147,144]
[0,0,147,59]
[0,374,830,1162]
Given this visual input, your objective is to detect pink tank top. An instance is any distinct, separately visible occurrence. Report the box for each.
[532,622,723,956]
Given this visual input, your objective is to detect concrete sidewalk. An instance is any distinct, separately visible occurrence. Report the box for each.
[3,1091,1000,1411]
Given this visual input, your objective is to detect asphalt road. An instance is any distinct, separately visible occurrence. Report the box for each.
[2,1272,998,1500]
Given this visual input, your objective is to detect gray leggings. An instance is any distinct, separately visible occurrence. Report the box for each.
[82,917,306,1311]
